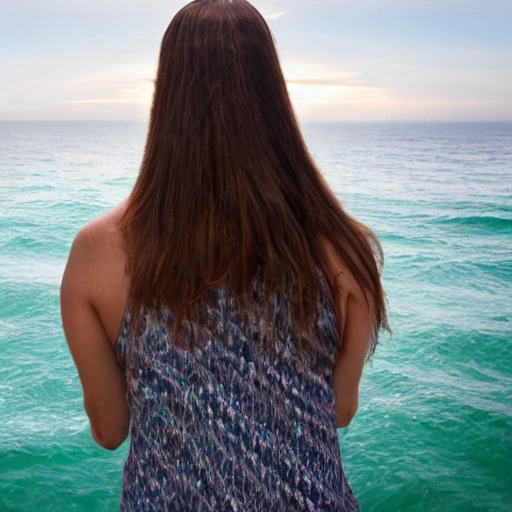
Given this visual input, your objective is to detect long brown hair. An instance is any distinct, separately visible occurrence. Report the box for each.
[119,0,389,358]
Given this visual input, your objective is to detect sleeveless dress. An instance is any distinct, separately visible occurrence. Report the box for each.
[116,275,360,511]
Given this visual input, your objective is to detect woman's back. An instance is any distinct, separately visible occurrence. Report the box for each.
[117,276,359,511]
[61,1,389,509]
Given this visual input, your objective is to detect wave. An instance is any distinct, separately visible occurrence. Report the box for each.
[435,215,512,233]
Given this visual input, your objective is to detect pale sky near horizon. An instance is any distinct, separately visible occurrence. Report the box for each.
[1,0,511,122]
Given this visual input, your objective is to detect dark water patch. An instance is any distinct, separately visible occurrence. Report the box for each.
[473,260,512,281]
[429,329,512,380]
[491,315,509,322]
[380,232,449,248]
[434,214,512,234]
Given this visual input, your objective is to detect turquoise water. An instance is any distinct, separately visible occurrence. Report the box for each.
[1,121,511,511]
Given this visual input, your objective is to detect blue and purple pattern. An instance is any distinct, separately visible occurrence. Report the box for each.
[116,276,359,511]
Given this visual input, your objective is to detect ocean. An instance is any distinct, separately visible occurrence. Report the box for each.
[0,121,510,511]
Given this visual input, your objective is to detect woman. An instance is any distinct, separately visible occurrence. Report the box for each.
[61,0,389,510]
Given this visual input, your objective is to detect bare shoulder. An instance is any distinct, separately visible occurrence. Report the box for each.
[319,236,376,342]
[320,237,368,303]
[71,202,126,261]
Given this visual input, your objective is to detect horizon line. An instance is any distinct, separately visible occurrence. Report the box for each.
[1,119,512,124]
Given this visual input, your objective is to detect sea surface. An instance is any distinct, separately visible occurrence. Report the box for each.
[0,121,511,511]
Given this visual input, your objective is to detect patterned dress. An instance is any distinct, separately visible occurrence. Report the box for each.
[116,274,360,511]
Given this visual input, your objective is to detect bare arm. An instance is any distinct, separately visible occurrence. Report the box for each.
[323,241,375,428]
[60,224,130,449]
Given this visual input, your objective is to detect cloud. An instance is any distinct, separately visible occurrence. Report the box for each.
[287,78,359,87]
[287,82,395,122]
[63,99,137,104]
[264,10,288,20]
[287,81,512,122]
[0,60,157,120]
[282,62,361,86]
[58,64,156,107]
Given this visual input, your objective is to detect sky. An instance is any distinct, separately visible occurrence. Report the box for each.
[1,0,511,122]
